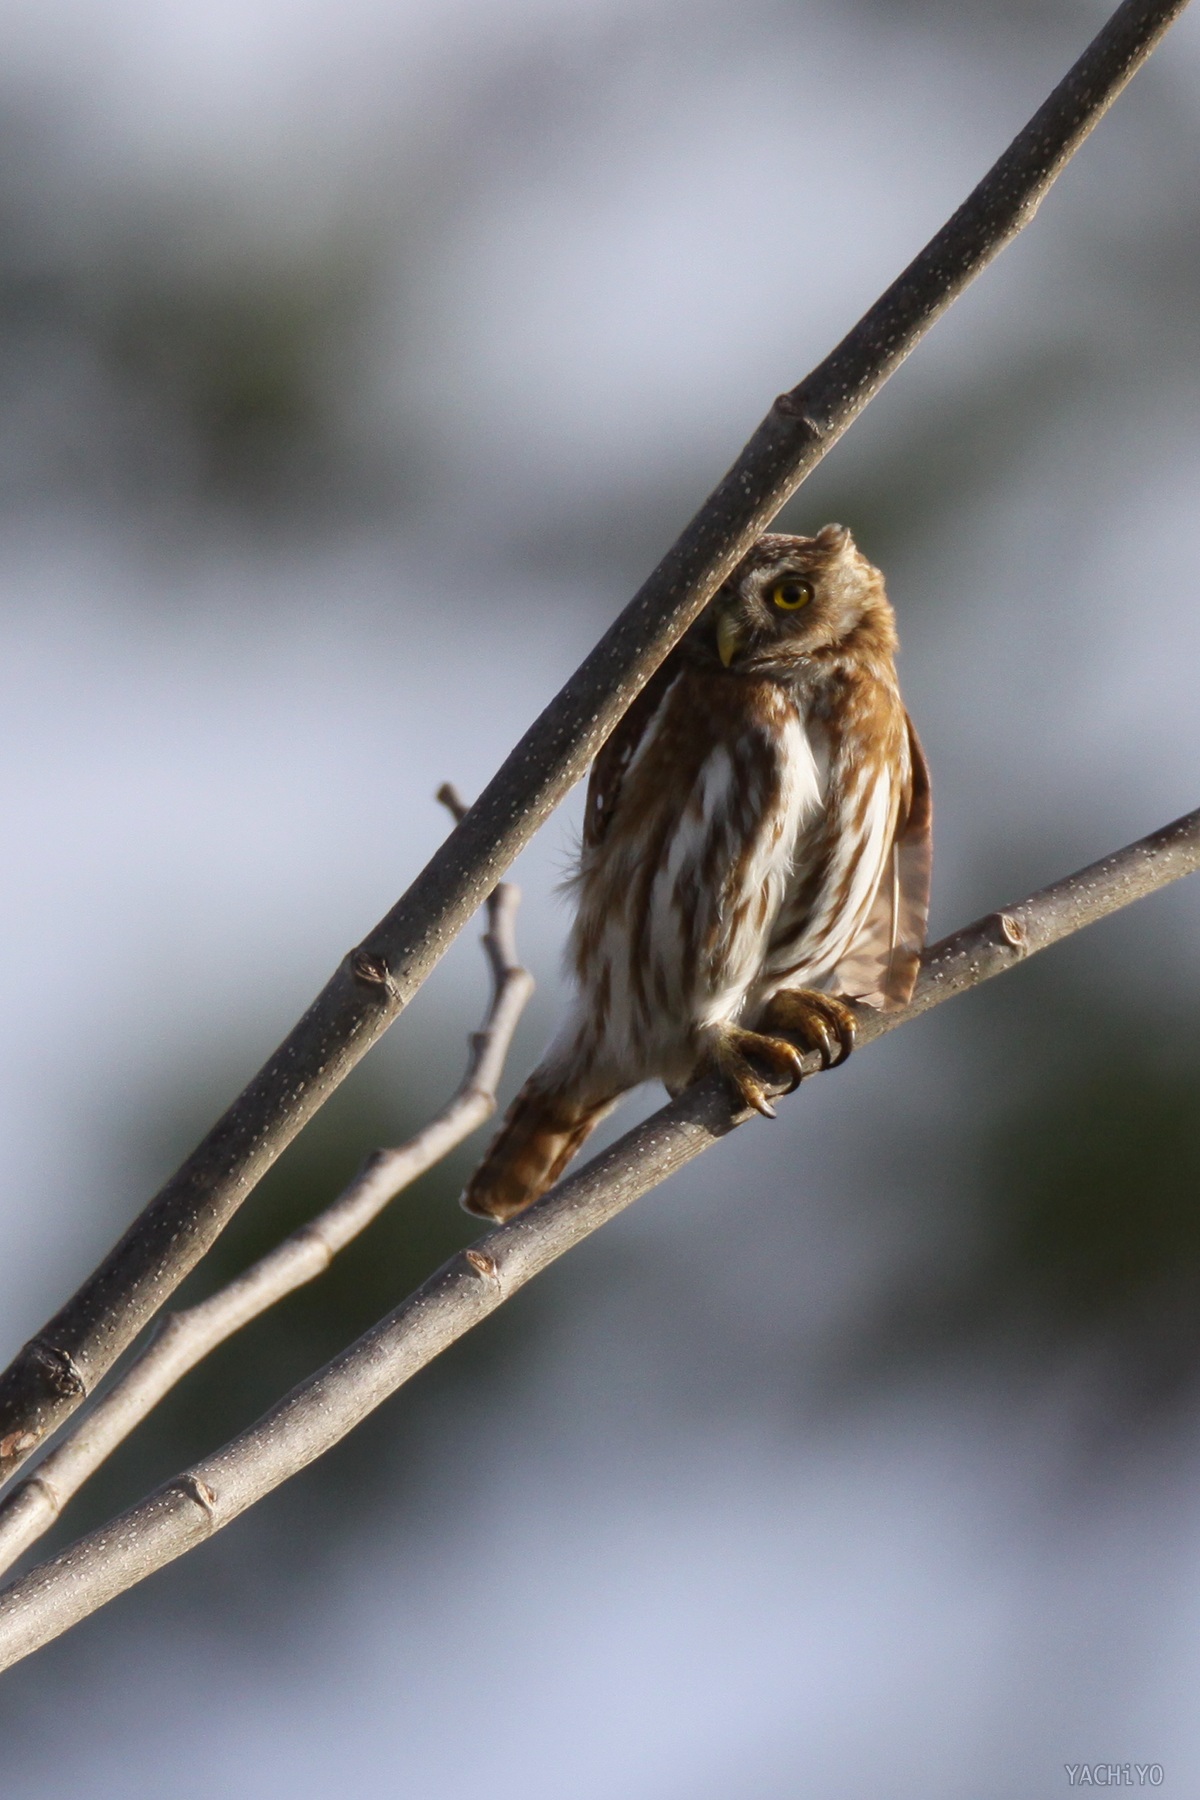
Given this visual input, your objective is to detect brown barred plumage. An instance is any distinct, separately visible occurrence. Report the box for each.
[463,525,931,1222]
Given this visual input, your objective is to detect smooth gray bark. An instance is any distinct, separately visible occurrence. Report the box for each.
[1,803,1197,1671]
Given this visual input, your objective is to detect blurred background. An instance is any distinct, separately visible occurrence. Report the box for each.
[1,0,1199,1792]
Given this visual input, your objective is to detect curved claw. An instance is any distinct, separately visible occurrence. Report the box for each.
[801,1012,836,1070]
[702,1023,806,1117]
[757,990,857,1070]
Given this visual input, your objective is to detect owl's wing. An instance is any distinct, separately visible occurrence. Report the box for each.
[830,713,932,1010]
[582,648,685,851]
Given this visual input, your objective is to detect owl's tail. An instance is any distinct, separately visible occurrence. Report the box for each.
[461,1072,615,1223]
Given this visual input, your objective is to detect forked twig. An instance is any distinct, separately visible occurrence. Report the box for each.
[0,786,532,1581]
[1,803,1196,1670]
[0,0,1185,1487]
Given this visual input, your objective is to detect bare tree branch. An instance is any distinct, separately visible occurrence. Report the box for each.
[0,0,1184,1491]
[0,804,1196,1671]
[0,788,532,1581]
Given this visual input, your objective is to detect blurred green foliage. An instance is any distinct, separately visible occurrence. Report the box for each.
[102,256,369,502]
[847,960,1200,1424]
[0,126,386,517]
[994,1055,1200,1326]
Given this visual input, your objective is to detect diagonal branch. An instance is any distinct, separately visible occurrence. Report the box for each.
[0,788,533,1581]
[1,803,1197,1672]
[0,0,1187,1489]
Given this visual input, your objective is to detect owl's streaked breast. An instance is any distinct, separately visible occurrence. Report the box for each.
[569,669,823,1087]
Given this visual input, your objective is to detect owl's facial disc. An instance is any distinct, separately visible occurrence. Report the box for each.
[711,525,881,671]
[715,572,812,666]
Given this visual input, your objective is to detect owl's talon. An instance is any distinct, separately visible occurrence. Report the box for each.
[757,990,857,1070]
[703,1023,806,1117]
[802,1014,836,1069]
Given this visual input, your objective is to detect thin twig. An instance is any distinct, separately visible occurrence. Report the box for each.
[1,804,1196,1670]
[0,788,533,1581]
[0,0,1186,1488]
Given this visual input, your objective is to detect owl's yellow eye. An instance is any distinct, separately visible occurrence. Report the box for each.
[769,578,813,611]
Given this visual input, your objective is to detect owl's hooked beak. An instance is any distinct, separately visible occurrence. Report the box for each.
[716,609,745,669]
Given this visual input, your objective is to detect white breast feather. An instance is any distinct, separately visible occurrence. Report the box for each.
[768,768,894,989]
[694,712,821,1027]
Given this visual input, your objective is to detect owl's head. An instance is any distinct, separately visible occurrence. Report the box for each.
[702,524,893,674]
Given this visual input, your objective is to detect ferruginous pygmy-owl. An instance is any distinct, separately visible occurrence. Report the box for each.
[463,524,931,1223]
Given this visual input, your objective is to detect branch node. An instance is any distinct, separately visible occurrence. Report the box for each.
[27,1341,86,1400]
[350,948,391,989]
[997,911,1029,951]
[464,1249,501,1288]
[174,1474,218,1524]
[20,1473,63,1519]
[291,1222,335,1268]
[436,782,468,825]
[772,391,823,435]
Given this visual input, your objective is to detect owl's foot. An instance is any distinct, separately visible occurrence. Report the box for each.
[756,989,857,1071]
[703,1023,807,1120]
